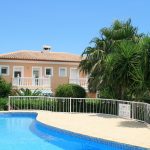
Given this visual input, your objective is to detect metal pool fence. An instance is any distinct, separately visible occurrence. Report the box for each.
[8,96,150,124]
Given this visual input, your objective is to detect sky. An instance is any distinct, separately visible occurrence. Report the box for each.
[0,0,150,55]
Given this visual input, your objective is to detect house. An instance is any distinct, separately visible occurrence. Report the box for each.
[0,45,90,96]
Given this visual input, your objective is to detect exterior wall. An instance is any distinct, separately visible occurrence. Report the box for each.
[0,60,84,93]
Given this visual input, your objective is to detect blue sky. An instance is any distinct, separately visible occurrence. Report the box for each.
[0,0,150,54]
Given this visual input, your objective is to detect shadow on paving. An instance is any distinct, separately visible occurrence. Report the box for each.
[117,120,147,128]
[88,113,119,119]
[86,114,148,128]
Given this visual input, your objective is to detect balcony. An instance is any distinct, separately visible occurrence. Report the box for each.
[12,77,51,90]
[69,78,88,91]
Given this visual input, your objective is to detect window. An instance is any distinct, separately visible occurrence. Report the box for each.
[0,66,9,76]
[59,67,67,77]
[45,67,53,76]
[70,68,79,79]
[14,71,21,78]
[13,66,24,78]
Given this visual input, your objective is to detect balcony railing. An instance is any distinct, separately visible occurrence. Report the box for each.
[69,78,88,90]
[12,77,51,89]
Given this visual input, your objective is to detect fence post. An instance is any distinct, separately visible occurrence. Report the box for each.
[132,103,134,119]
[70,97,72,113]
[144,104,147,123]
[8,96,10,111]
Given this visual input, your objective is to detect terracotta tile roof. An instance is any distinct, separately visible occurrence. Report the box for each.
[0,50,81,62]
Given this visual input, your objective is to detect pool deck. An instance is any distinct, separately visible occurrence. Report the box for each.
[2,110,150,148]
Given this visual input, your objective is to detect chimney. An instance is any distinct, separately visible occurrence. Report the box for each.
[42,45,51,53]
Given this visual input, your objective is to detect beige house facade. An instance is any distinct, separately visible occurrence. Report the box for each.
[0,46,89,96]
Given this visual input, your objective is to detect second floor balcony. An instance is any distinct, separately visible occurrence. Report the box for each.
[12,77,51,89]
[12,76,88,92]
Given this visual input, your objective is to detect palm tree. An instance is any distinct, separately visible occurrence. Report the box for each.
[15,88,42,96]
[103,41,140,99]
[130,37,150,102]
[79,19,141,95]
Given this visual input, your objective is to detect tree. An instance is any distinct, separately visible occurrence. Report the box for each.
[130,37,150,102]
[79,19,147,101]
[103,41,140,99]
[79,19,141,91]
[0,77,12,97]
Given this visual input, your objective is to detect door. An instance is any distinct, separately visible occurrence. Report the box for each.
[33,70,40,78]
[32,68,41,86]
[70,68,79,84]
[13,66,23,86]
[13,71,22,85]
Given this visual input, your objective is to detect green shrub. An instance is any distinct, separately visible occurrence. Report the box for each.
[14,88,42,96]
[0,77,12,97]
[0,98,8,111]
[55,84,86,98]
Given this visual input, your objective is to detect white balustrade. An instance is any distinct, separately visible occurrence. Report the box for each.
[69,78,88,90]
[12,77,51,89]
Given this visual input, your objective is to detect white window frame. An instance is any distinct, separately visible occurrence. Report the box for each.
[45,67,53,76]
[13,66,24,78]
[0,65,9,76]
[70,67,79,79]
[32,66,42,78]
[59,67,67,77]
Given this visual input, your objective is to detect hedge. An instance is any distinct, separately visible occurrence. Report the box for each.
[55,84,86,98]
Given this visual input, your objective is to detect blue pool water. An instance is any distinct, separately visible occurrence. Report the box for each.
[0,113,146,150]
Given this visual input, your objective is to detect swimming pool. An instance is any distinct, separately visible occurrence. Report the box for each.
[0,112,146,150]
